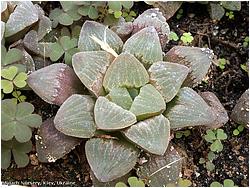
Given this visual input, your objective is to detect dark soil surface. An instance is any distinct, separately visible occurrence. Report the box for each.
[1,2,249,187]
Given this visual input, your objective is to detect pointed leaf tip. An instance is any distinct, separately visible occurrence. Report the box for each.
[148,61,189,102]
[54,94,96,138]
[123,115,170,155]
[123,26,163,66]
[94,96,136,130]
[27,63,84,105]
[86,138,138,182]
[72,51,114,97]
[165,87,216,129]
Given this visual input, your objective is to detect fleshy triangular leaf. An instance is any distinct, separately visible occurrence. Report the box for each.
[72,51,114,97]
[130,84,166,120]
[122,26,163,67]
[54,94,96,138]
[103,53,149,92]
[123,115,170,155]
[148,61,189,102]
[94,96,136,130]
[27,63,84,105]
[5,1,39,38]
[107,87,133,110]
[78,21,123,53]
[36,118,82,163]
[132,8,170,47]
[137,144,183,187]
[85,138,138,182]
[164,87,216,129]
[164,46,214,86]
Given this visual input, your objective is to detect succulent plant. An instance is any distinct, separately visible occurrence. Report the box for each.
[27,12,227,185]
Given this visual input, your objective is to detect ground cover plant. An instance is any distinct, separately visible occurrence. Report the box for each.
[1,1,249,187]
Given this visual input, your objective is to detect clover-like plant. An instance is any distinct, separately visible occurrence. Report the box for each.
[204,129,228,152]
[1,99,42,143]
[27,10,227,186]
[1,66,28,94]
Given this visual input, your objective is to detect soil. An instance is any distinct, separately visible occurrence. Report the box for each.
[1,2,249,187]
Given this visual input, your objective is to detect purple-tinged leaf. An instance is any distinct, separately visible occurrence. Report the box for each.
[123,115,170,155]
[78,21,123,53]
[72,51,114,97]
[27,63,85,105]
[36,118,82,163]
[54,94,96,138]
[200,92,229,129]
[132,8,170,47]
[164,87,216,129]
[231,89,249,126]
[164,46,214,86]
[5,1,39,38]
[85,138,139,182]
[123,27,163,67]
[148,61,189,102]
[137,144,183,186]
[150,2,183,20]
[94,96,136,130]
[111,17,133,42]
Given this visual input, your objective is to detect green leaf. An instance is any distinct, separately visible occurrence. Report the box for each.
[13,72,28,88]
[64,48,80,65]
[205,161,215,171]
[58,12,74,26]
[116,182,128,187]
[88,6,99,19]
[78,21,123,53]
[103,53,149,92]
[130,84,166,120]
[210,181,223,187]
[1,142,11,169]
[78,6,90,16]
[59,36,77,51]
[1,66,18,80]
[5,2,39,37]
[137,144,183,186]
[94,96,136,130]
[169,31,179,41]
[238,125,244,132]
[165,87,216,129]
[233,129,239,136]
[175,132,183,139]
[207,151,216,161]
[204,130,216,143]
[199,158,206,164]
[210,140,223,152]
[114,11,123,18]
[221,2,241,11]
[60,1,76,12]
[107,87,133,110]
[72,51,113,97]
[216,129,227,140]
[4,48,23,66]
[123,26,163,67]
[123,115,170,155]
[12,140,32,168]
[108,1,122,11]
[49,42,64,61]
[223,179,235,187]
[85,138,139,182]
[178,178,192,187]
[128,177,145,187]
[54,94,96,138]
[148,61,189,102]
[1,80,13,94]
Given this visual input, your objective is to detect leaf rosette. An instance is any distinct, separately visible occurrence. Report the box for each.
[27,10,224,184]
